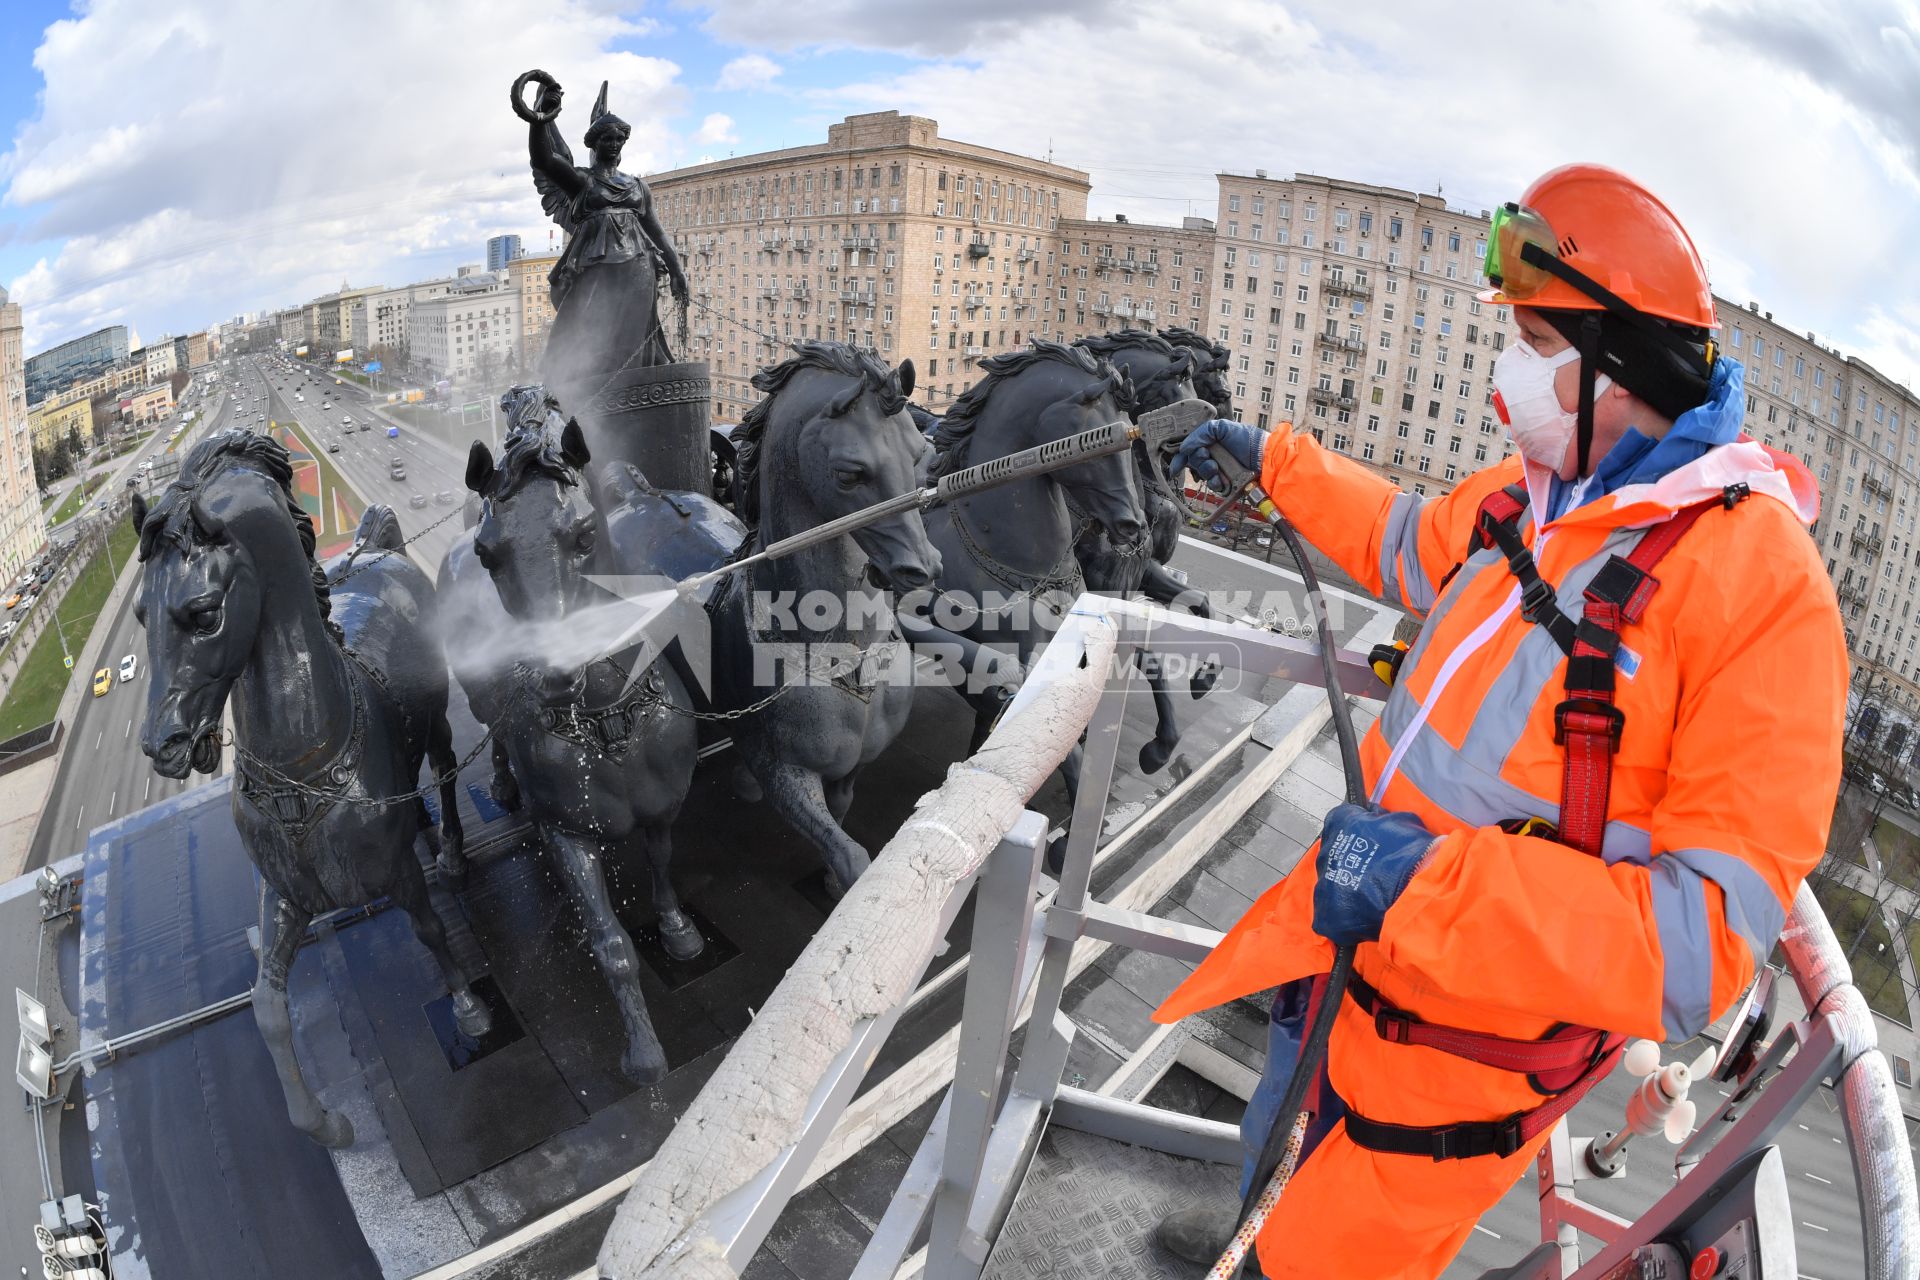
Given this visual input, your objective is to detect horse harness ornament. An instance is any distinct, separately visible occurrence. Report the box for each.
[537,661,670,756]
[1337,480,1750,1164]
[236,659,371,848]
[946,504,1084,610]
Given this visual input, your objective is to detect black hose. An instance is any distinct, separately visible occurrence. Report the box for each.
[1225,501,1368,1276]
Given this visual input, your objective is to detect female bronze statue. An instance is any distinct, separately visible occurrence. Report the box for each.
[516,71,690,405]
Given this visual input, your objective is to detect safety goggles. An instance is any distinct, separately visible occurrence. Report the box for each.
[1482,203,1562,302]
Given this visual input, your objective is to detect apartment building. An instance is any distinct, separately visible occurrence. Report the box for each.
[508,251,562,371]
[26,391,93,452]
[410,273,521,384]
[0,289,49,578]
[139,342,177,384]
[1054,215,1216,340]
[1724,302,1920,713]
[647,111,1091,419]
[23,324,128,406]
[352,277,457,368]
[1208,171,1518,499]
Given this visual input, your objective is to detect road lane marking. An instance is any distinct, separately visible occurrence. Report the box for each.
[125,717,132,738]
[1797,1123,1809,1130]
[1801,1221,1829,1232]
[144,776,151,801]
[1805,1172,1832,1185]
[109,791,115,812]
[74,807,83,830]
[95,730,101,749]
[1472,1225,1500,1239]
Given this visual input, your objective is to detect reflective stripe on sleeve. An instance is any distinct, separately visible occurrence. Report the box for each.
[1379,491,1435,615]
[1649,856,1714,1039]
[1665,846,1787,975]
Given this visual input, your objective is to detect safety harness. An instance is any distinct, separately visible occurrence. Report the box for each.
[1337,479,1750,1161]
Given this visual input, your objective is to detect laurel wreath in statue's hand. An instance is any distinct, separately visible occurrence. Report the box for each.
[512,69,562,124]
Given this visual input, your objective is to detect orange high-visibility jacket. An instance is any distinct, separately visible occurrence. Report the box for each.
[1155,421,1845,1277]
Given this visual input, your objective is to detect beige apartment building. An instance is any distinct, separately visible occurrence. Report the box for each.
[1208,171,1518,499]
[27,391,93,452]
[410,273,521,385]
[1054,215,1217,340]
[0,289,49,579]
[509,251,561,371]
[647,111,1091,419]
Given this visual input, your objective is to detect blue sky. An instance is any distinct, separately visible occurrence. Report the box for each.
[1,1,1915,387]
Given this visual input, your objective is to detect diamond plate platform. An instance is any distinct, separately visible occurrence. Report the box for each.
[983,1127,1239,1280]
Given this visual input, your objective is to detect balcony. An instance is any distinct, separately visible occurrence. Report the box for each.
[1852,529,1885,556]
[1114,302,1136,318]
[1323,278,1372,299]
[1091,302,1112,316]
[964,296,983,311]
[967,240,991,259]
[1308,386,1357,410]
[1864,473,1892,499]
[791,281,811,298]
[1137,307,1158,322]
[1017,248,1037,263]
[1316,333,1367,353]
[1092,259,1113,274]
[843,235,879,250]
[1140,260,1160,275]
[759,286,779,299]
[964,345,985,359]
[839,288,874,303]
[1839,581,1866,608]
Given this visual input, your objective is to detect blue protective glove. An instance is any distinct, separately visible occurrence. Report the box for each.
[1311,802,1441,945]
[1165,418,1269,494]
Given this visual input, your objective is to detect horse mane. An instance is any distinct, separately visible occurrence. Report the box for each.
[138,428,334,631]
[1159,326,1230,369]
[1078,330,1193,413]
[488,390,581,498]
[929,340,1111,480]
[733,340,906,527]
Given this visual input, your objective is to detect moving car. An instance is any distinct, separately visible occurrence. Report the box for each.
[389,460,406,481]
[434,490,454,505]
[408,493,429,509]
[3,593,19,610]
[327,441,342,453]
[119,653,138,682]
[92,668,111,697]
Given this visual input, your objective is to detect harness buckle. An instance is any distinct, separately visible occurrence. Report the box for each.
[1722,482,1751,510]
[1518,576,1559,624]
[1491,1115,1527,1159]
[1374,1005,1417,1044]
[1554,698,1625,751]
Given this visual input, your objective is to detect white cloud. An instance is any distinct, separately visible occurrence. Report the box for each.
[715,52,782,91]
[2,0,683,351]
[693,112,738,146]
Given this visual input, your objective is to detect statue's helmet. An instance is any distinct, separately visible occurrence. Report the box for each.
[584,112,631,148]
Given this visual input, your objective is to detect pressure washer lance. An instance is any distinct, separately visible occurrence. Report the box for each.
[1189,445,1369,1280]
[671,397,1217,600]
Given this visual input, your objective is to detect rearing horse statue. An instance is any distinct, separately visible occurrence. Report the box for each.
[133,430,490,1148]
[458,396,701,1085]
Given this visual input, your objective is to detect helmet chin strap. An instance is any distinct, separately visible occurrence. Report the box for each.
[1575,313,1602,477]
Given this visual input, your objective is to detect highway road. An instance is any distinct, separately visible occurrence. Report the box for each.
[22,355,475,869]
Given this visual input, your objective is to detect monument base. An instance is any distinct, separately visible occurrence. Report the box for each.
[579,360,713,496]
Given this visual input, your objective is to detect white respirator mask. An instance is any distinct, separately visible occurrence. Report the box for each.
[1490,341,1611,474]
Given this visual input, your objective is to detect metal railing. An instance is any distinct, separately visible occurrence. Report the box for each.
[596,595,1918,1280]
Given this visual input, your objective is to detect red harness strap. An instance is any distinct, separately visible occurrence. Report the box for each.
[1334,483,1745,1161]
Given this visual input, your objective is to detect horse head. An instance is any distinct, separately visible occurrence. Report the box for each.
[465,392,600,704]
[933,341,1146,546]
[1160,326,1234,418]
[132,430,319,778]
[735,342,940,591]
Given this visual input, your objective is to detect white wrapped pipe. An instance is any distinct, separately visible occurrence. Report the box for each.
[1780,882,1919,1277]
[598,605,1120,1280]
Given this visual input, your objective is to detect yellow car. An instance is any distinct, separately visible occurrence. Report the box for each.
[91,668,111,697]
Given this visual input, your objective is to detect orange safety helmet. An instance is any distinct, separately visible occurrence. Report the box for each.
[1478,164,1715,331]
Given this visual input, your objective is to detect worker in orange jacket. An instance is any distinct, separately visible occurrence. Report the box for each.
[1153,164,1845,1278]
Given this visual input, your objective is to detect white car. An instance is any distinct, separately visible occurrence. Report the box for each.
[119,653,138,682]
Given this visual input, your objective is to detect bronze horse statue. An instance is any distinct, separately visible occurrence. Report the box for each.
[910,341,1146,751]
[690,343,939,894]
[1160,326,1235,418]
[458,397,702,1085]
[133,430,489,1149]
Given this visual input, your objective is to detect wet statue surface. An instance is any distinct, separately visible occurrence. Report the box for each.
[516,69,690,412]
